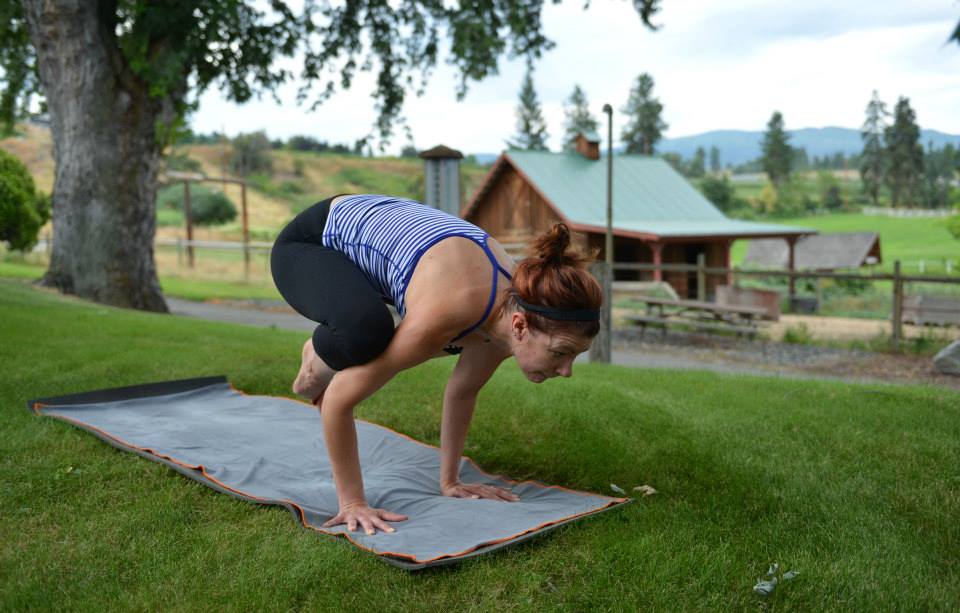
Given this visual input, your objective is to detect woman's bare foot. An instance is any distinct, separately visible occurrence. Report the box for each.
[293,339,337,403]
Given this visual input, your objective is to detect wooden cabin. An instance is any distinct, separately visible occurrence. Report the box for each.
[461,133,816,299]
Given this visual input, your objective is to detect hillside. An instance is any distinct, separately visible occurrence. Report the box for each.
[0,124,492,241]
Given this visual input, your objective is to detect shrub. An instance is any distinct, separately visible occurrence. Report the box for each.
[947,206,960,240]
[156,183,237,227]
[162,152,203,174]
[230,131,273,177]
[781,323,814,344]
[0,149,50,251]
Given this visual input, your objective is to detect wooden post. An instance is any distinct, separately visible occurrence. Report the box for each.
[650,242,663,282]
[176,237,183,268]
[696,252,706,301]
[891,260,903,351]
[723,239,734,286]
[786,236,797,311]
[183,180,195,268]
[589,261,611,364]
[241,181,250,281]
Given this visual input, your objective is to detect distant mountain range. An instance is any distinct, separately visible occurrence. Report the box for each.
[470,126,960,167]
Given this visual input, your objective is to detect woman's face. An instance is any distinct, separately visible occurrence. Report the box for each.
[511,315,593,383]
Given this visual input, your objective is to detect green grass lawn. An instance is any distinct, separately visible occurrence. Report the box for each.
[2,277,958,611]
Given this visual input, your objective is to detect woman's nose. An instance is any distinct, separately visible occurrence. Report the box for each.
[556,363,572,378]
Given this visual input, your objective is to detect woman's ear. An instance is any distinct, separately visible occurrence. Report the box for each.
[510,312,527,341]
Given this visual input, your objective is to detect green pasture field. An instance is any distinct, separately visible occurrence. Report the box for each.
[1,277,958,611]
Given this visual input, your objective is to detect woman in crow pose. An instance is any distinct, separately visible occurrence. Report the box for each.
[271,194,602,536]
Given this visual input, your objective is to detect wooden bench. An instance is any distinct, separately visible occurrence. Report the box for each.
[624,296,770,339]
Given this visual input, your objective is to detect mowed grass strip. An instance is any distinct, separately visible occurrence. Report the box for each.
[1,277,958,611]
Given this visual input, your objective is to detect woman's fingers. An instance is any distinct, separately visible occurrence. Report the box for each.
[358,517,375,535]
[379,510,408,522]
[459,483,519,502]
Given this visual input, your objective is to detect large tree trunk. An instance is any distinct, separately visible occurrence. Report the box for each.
[23,0,169,312]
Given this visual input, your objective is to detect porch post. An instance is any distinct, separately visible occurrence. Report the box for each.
[723,239,734,286]
[786,236,798,303]
[650,241,664,282]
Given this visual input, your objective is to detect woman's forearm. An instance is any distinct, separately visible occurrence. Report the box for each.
[439,388,478,488]
[321,379,367,508]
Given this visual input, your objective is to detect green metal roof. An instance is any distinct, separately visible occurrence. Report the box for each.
[504,150,814,238]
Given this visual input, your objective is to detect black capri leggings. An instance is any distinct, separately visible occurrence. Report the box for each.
[270,195,397,371]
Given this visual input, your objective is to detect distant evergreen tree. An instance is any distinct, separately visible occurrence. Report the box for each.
[921,142,957,209]
[791,147,809,171]
[859,90,889,207]
[506,64,549,151]
[689,147,706,178]
[620,73,668,155]
[562,85,599,151]
[817,170,844,211]
[699,174,748,215]
[761,111,792,190]
[709,146,721,173]
[884,97,924,207]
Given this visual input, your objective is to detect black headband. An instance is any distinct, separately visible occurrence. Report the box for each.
[515,297,601,322]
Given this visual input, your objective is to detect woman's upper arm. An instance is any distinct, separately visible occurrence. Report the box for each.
[322,316,455,412]
[445,344,509,398]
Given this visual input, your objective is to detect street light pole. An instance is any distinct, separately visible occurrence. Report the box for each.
[591,103,614,363]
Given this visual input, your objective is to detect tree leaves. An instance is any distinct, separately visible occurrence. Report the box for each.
[4,1,661,149]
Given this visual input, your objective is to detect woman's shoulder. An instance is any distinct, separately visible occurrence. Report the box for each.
[402,248,506,343]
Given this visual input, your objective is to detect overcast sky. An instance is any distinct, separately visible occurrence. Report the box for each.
[189,0,960,155]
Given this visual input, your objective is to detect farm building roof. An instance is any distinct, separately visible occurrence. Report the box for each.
[466,150,815,240]
[743,232,882,270]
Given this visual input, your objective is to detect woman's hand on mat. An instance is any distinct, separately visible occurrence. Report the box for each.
[441,481,520,502]
[322,502,408,535]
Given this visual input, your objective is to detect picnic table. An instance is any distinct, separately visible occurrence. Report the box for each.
[624,295,771,339]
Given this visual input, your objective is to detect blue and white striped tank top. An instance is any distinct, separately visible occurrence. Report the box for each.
[321,194,513,341]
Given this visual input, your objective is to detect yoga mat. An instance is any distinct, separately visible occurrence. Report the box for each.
[27,376,631,569]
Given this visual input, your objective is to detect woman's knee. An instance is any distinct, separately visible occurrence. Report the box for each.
[313,303,395,370]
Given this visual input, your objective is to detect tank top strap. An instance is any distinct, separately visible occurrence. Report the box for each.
[448,235,511,343]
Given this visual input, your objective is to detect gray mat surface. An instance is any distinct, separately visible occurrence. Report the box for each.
[29,376,631,569]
